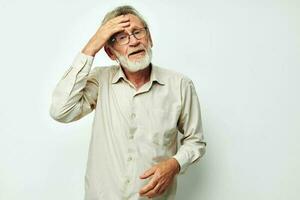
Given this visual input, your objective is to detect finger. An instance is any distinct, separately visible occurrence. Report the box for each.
[143,182,163,198]
[119,21,130,27]
[119,17,130,23]
[103,17,127,29]
[111,15,130,24]
[140,167,155,179]
[108,22,130,34]
[157,183,166,194]
[110,14,126,21]
[112,18,129,25]
[110,26,126,35]
[139,177,158,195]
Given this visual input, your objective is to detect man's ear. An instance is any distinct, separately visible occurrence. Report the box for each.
[104,44,117,60]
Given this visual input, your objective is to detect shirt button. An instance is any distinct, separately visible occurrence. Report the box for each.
[130,113,136,119]
[129,127,136,134]
[129,135,134,139]
[127,156,133,161]
[126,179,130,184]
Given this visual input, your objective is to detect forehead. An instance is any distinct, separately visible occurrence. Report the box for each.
[124,14,144,31]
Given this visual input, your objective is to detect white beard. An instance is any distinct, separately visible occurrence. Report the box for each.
[112,46,152,72]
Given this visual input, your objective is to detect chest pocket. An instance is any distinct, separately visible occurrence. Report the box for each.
[146,108,179,148]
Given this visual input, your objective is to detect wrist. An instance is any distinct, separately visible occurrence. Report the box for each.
[82,36,104,57]
[170,158,181,174]
[81,47,97,57]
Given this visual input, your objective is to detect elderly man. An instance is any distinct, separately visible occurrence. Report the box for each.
[50,5,206,200]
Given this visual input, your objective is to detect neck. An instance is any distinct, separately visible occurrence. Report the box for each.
[121,64,152,90]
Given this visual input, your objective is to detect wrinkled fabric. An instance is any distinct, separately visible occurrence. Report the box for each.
[49,52,206,200]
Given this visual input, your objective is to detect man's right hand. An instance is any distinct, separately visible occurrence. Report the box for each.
[81,15,130,56]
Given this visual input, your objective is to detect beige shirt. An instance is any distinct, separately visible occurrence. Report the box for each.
[49,52,206,200]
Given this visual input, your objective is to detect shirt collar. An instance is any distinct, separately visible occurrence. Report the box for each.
[111,63,165,86]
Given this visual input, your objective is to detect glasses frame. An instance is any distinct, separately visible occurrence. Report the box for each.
[110,27,148,46]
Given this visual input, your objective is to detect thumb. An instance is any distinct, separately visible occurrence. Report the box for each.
[140,167,155,179]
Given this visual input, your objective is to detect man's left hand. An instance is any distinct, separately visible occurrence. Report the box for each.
[139,158,180,198]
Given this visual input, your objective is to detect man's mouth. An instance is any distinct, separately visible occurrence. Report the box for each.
[128,49,145,57]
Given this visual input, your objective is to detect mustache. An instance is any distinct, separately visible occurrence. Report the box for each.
[127,47,146,56]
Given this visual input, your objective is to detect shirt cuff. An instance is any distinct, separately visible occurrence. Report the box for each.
[172,152,190,175]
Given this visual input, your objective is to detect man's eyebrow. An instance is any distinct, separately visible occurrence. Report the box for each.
[131,26,144,30]
[131,26,144,29]
[114,26,144,37]
[124,26,144,33]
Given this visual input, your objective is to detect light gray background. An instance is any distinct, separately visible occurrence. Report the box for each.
[0,0,299,199]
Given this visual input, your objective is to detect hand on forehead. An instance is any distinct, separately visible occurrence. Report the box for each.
[120,14,144,32]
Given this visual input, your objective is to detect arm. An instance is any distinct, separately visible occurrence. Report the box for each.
[49,52,99,123]
[50,15,131,123]
[172,78,207,175]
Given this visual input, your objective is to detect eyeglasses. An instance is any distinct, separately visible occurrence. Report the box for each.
[110,27,148,45]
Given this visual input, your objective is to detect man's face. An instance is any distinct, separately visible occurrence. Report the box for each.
[108,14,153,72]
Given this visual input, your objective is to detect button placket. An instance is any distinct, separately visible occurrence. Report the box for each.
[128,95,137,140]
[124,95,136,193]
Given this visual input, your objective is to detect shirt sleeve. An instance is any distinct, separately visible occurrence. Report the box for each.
[172,78,207,175]
[49,52,99,123]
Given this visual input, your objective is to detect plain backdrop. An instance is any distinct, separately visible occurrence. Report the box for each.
[0,0,299,199]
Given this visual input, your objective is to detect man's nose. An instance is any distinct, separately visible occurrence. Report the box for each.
[128,35,139,46]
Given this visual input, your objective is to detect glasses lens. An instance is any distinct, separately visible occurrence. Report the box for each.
[116,33,129,45]
[133,29,146,39]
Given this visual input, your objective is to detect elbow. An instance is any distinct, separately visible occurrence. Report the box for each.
[49,106,73,124]
[192,140,206,162]
[192,142,206,165]
[49,108,64,123]
[199,140,207,155]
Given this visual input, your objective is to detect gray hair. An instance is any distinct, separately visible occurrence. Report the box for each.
[102,5,149,29]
